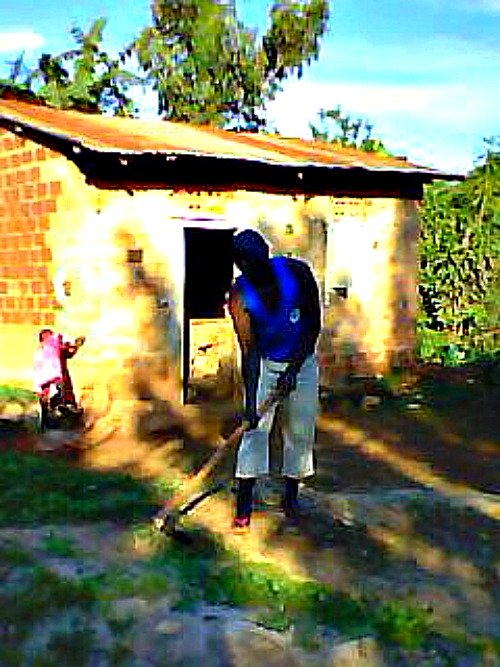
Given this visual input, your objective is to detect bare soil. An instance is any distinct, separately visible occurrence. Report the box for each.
[1,366,499,664]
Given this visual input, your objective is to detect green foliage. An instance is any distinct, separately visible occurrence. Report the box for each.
[35,618,95,667]
[0,384,37,403]
[27,18,139,115]
[42,531,77,558]
[374,600,433,649]
[0,564,96,642]
[0,450,161,526]
[309,105,392,154]
[418,138,500,360]
[2,3,328,126]
[0,540,35,566]
[0,52,36,99]
[89,567,171,601]
[133,0,329,127]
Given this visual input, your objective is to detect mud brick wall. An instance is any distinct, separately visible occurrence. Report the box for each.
[0,128,62,328]
[0,130,421,395]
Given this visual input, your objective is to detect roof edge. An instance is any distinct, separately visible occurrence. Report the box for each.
[0,111,464,194]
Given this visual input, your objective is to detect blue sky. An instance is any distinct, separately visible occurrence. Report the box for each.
[0,0,498,175]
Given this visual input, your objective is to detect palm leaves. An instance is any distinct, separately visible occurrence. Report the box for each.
[24,18,140,115]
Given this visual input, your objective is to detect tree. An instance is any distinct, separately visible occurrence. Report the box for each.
[309,105,390,154]
[28,18,140,115]
[133,0,329,128]
[0,52,37,101]
[418,138,499,356]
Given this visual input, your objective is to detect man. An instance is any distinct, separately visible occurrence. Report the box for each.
[228,229,321,529]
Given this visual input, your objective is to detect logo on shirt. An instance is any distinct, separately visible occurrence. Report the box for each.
[289,308,301,324]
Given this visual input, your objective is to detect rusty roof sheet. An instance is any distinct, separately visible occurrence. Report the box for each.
[0,98,457,178]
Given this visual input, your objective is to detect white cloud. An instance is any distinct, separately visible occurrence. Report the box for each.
[266,78,497,174]
[0,31,44,54]
[268,80,490,136]
[265,31,499,174]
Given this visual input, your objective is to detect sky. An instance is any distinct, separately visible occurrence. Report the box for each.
[0,0,498,175]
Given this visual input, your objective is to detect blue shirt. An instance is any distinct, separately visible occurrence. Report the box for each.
[236,257,305,362]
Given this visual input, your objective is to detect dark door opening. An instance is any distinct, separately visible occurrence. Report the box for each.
[183,227,235,400]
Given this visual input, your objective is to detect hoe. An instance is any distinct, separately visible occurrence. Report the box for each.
[153,393,278,538]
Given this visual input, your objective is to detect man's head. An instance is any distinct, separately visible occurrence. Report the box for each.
[232,230,270,280]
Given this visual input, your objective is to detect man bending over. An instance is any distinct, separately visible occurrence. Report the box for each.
[229,229,321,529]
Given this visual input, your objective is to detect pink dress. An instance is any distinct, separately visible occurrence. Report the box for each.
[33,334,63,394]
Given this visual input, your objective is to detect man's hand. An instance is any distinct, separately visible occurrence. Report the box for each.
[276,367,297,398]
[243,405,260,430]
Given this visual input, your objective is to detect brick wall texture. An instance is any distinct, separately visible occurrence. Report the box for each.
[0,129,62,328]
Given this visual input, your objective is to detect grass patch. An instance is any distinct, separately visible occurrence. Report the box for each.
[0,384,37,404]
[254,607,292,632]
[148,526,430,647]
[84,567,171,602]
[0,556,137,665]
[453,632,500,661]
[0,433,495,661]
[373,600,433,649]
[42,531,78,558]
[414,376,488,409]
[32,617,96,667]
[0,540,35,566]
[0,450,164,526]
[0,563,97,654]
[0,516,488,661]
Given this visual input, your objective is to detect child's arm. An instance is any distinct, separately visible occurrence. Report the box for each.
[61,336,85,358]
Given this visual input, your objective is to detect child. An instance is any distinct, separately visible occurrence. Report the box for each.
[34,329,85,428]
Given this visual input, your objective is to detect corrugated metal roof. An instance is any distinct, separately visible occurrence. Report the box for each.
[0,99,458,179]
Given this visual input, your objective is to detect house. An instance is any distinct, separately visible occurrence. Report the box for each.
[0,98,458,419]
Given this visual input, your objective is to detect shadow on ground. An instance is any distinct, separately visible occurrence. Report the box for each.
[258,367,500,637]
[1,364,499,656]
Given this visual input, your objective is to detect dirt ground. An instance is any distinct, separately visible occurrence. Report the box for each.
[2,366,499,663]
[190,375,500,642]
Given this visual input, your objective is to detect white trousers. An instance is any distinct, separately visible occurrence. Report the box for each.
[235,355,318,479]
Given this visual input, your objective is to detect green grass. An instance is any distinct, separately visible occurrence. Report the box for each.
[31,618,96,667]
[42,531,78,558]
[0,550,138,665]
[0,450,452,656]
[83,567,171,602]
[0,540,35,566]
[0,450,163,526]
[373,600,433,650]
[0,524,485,662]
[147,526,431,649]
[0,384,37,403]
[0,562,97,659]
[0,445,495,662]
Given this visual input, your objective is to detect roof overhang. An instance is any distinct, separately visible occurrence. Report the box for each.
[0,105,464,199]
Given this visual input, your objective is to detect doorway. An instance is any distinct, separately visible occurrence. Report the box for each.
[183,227,235,400]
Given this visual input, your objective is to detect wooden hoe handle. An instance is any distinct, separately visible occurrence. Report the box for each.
[164,393,278,512]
